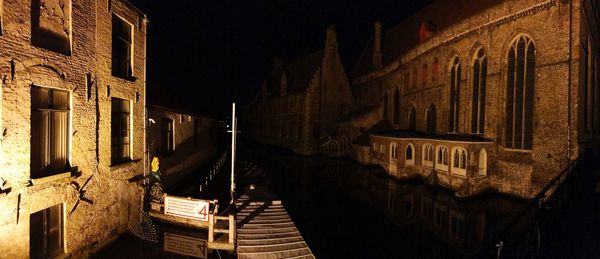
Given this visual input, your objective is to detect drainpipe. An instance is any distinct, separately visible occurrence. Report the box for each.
[567,0,572,162]
[143,15,149,178]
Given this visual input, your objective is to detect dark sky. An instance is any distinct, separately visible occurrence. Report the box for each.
[128,0,432,118]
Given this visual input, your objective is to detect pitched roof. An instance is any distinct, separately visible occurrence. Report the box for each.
[264,49,325,98]
[382,0,502,65]
[352,0,504,77]
[371,129,493,142]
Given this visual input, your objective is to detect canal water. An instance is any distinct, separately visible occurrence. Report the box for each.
[240,146,533,259]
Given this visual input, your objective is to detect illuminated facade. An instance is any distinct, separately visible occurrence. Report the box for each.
[0,0,147,257]
[351,0,600,198]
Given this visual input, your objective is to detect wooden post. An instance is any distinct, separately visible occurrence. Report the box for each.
[229,214,235,244]
[208,213,214,243]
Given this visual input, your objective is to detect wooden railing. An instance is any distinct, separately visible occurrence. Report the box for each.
[207,200,236,250]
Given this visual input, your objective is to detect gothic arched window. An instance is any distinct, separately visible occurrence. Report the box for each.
[506,35,535,150]
[449,57,461,133]
[472,48,487,134]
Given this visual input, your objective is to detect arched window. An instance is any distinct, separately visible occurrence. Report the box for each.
[472,48,487,134]
[422,143,434,167]
[451,147,468,176]
[405,143,415,166]
[393,88,400,125]
[408,106,416,130]
[426,104,436,133]
[412,66,418,87]
[432,58,439,82]
[422,63,428,86]
[383,93,389,120]
[435,145,449,171]
[449,56,461,133]
[478,148,487,177]
[506,35,535,150]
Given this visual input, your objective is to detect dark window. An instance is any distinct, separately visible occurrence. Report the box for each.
[422,63,428,86]
[471,48,487,134]
[432,58,439,82]
[30,204,63,259]
[406,145,413,160]
[393,88,400,124]
[31,86,70,179]
[426,104,436,133]
[112,15,133,78]
[111,98,131,164]
[383,93,389,120]
[408,106,416,130]
[506,36,535,150]
[161,118,174,151]
[449,57,460,133]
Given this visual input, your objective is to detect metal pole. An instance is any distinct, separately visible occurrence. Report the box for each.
[230,103,236,203]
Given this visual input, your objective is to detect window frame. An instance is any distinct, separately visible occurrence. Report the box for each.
[30,86,71,180]
[161,117,175,152]
[422,143,434,168]
[504,35,535,150]
[405,143,415,166]
[451,146,468,177]
[111,14,135,79]
[449,56,461,133]
[435,145,449,171]
[110,97,132,165]
[471,48,487,134]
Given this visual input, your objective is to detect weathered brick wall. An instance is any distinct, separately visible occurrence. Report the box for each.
[0,0,146,257]
[147,107,217,189]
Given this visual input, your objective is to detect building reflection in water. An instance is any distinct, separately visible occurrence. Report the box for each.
[246,147,530,258]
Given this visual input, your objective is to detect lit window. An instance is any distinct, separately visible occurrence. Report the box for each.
[436,145,449,171]
[449,56,460,133]
[471,48,487,134]
[506,35,535,150]
[391,143,398,159]
[422,143,434,167]
[451,147,468,176]
[111,98,131,164]
[31,86,70,179]
[112,15,133,79]
[30,204,64,258]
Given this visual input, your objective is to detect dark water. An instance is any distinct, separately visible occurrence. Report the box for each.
[241,146,532,259]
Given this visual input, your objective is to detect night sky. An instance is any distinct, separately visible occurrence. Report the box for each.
[128,0,432,118]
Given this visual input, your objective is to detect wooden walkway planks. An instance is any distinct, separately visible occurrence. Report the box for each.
[236,161,315,259]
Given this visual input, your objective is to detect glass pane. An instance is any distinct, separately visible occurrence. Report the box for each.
[472,60,480,133]
[506,48,516,148]
[480,58,488,133]
[30,210,44,259]
[524,43,536,149]
[51,90,69,110]
[515,39,526,148]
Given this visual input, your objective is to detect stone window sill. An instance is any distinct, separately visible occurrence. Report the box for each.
[110,158,141,169]
[30,172,72,186]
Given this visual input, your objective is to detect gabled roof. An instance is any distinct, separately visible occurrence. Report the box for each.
[264,49,325,98]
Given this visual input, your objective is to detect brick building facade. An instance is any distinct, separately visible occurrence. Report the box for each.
[243,26,354,156]
[351,0,599,198]
[0,0,147,257]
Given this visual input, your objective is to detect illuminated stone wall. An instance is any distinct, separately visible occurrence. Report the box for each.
[352,0,600,199]
[0,0,147,257]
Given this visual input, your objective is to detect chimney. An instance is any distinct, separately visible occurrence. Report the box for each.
[373,21,382,68]
[325,25,338,50]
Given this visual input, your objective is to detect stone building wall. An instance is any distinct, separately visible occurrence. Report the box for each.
[0,0,147,257]
[352,0,600,198]
[147,106,218,189]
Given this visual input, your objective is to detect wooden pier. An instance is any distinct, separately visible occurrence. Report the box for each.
[235,161,314,259]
